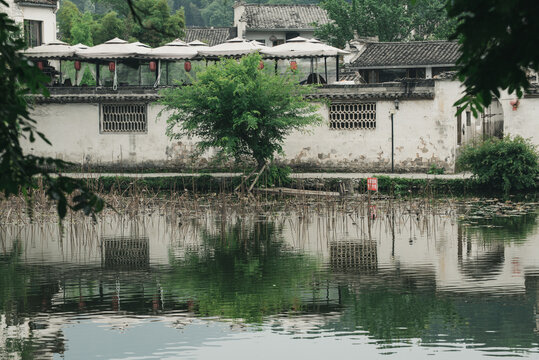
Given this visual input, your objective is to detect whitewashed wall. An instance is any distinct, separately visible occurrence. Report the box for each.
[1,0,57,45]
[23,80,539,172]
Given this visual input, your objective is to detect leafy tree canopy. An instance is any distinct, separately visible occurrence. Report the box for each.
[0,0,103,219]
[446,0,539,113]
[316,0,456,48]
[159,54,322,168]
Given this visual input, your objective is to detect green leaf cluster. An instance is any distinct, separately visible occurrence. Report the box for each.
[316,0,456,48]
[160,53,322,168]
[0,0,104,219]
[446,0,539,114]
[58,0,185,47]
[456,136,539,194]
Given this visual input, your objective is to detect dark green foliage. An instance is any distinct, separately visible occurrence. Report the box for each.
[456,136,539,194]
[427,164,445,175]
[447,0,539,114]
[0,0,104,219]
[257,165,292,187]
[59,0,185,47]
[160,53,322,168]
[316,0,456,48]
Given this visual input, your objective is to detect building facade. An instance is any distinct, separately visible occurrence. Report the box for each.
[233,2,329,46]
[1,0,58,47]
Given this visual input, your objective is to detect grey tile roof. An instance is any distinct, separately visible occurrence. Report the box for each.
[182,27,237,46]
[240,4,329,30]
[352,41,460,68]
[15,0,57,7]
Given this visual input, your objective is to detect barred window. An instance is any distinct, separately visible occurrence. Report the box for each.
[329,102,376,130]
[101,103,147,133]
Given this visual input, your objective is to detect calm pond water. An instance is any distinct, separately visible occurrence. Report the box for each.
[1,198,539,359]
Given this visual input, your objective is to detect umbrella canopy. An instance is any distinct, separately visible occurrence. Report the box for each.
[72,43,90,50]
[148,39,198,60]
[198,37,264,57]
[76,38,151,59]
[261,36,349,58]
[23,40,75,59]
[187,40,209,48]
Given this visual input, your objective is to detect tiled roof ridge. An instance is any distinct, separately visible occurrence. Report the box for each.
[243,3,322,7]
[366,40,458,45]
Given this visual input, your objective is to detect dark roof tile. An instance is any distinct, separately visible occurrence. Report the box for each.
[182,27,237,46]
[15,0,57,7]
[352,41,460,68]
[240,4,329,30]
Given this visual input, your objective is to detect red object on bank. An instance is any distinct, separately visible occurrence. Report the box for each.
[37,61,44,70]
[290,60,297,71]
[184,61,191,72]
[367,177,378,191]
[108,61,115,72]
[149,61,157,72]
[74,61,81,71]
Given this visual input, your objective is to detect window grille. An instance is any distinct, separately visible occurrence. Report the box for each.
[101,103,147,133]
[329,102,376,130]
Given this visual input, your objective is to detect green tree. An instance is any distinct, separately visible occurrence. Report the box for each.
[446,0,539,114]
[70,11,95,46]
[456,136,539,194]
[0,0,103,219]
[129,0,185,47]
[200,0,233,27]
[160,53,321,169]
[316,0,455,48]
[57,0,82,43]
[92,11,126,44]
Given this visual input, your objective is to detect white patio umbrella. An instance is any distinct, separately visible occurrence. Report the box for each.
[149,39,198,59]
[187,40,209,47]
[76,38,151,59]
[147,39,198,87]
[23,40,75,59]
[261,36,348,58]
[198,37,264,58]
[76,38,152,89]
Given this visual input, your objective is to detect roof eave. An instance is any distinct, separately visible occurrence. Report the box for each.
[353,63,456,70]
[16,2,57,8]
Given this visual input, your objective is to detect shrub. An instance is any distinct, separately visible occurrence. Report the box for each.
[456,136,539,193]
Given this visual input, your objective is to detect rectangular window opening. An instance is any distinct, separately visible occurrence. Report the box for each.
[329,102,376,130]
[101,103,147,134]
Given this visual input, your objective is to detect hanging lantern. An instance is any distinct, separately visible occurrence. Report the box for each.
[108,61,115,72]
[74,61,81,71]
[258,60,264,70]
[149,61,157,72]
[37,61,44,70]
[290,60,297,71]
[510,98,520,111]
[184,61,191,72]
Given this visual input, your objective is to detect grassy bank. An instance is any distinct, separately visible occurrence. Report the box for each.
[84,174,538,198]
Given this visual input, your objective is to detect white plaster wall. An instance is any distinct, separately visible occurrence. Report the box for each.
[280,80,462,171]
[499,91,539,147]
[1,0,57,45]
[25,103,199,168]
[25,80,539,172]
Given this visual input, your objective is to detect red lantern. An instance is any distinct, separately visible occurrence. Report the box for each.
[37,61,44,70]
[258,60,264,70]
[184,61,191,72]
[108,61,115,72]
[290,60,297,71]
[149,61,157,72]
[510,98,520,111]
[74,61,81,71]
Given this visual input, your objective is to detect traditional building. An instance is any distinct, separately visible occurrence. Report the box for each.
[183,26,237,47]
[233,2,329,46]
[347,39,460,83]
[0,0,58,47]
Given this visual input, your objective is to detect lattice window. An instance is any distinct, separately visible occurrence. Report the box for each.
[329,102,376,130]
[101,103,147,133]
